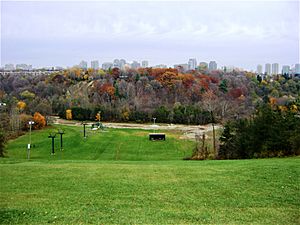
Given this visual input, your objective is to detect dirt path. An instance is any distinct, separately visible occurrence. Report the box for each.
[51,116,222,140]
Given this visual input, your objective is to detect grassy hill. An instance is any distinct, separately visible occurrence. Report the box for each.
[1,125,299,224]
[4,125,194,161]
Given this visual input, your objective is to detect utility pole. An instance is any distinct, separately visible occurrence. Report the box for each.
[211,111,216,157]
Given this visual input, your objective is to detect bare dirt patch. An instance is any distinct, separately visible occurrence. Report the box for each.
[51,116,222,140]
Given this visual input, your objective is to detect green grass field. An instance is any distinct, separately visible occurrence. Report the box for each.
[1,125,299,224]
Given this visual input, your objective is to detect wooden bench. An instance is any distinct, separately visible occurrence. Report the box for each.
[149,133,166,141]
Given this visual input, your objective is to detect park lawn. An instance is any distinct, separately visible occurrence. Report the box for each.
[3,125,194,161]
[0,158,299,224]
[1,125,299,224]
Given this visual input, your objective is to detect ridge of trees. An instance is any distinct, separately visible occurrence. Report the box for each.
[1,67,299,157]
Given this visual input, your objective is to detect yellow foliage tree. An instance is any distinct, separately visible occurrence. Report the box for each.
[17,101,26,111]
[95,112,101,121]
[66,109,72,120]
[291,104,298,113]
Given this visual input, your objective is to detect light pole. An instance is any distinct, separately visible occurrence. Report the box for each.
[0,103,7,112]
[28,121,35,160]
[153,117,156,126]
[82,123,88,139]
[57,129,65,151]
[48,132,56,155]
[153,117,156,133]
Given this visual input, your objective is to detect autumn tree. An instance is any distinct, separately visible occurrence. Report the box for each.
[66,109,72,120]
[17,101,26,112]
[33,112,46,129]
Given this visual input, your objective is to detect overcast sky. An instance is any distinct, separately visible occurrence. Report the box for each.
[1,0,299,70]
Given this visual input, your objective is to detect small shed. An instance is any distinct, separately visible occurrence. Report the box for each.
[149,133,166,141]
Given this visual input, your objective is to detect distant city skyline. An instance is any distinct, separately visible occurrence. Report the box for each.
[1,1,299,70]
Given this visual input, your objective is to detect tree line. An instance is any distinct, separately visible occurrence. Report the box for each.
[0,67,299,157]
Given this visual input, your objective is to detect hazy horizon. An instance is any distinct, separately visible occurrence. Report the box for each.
[1,0,299,70]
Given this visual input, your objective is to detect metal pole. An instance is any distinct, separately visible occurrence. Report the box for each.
[28,123,31,160]
[29,123,32,147]
[51,137,55,155]
[84,124,86,138]
[27,121,34,160]
[60,133,63,151]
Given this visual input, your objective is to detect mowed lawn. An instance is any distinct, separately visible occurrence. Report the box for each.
[0,125,299,224]
[3,125,194,161]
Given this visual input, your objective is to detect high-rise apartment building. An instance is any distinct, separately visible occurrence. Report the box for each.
[188,58,197,70]
[142,60,149,68]
[4,64,15,71]
[209,61,217,71]
[119,59,126,69]
[91,60,99,70]
[295,64,300,75]
[174,64,188,72]
[79,60,88,69]
[272,63,279,75]
[265,63,271,75]
[282,65,290,75]
[131,61,141,69]
[256,64,263,74]
[102,62,113,70]
[113,59,120,68]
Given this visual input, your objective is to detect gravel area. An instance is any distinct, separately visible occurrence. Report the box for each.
[52,116,222,140]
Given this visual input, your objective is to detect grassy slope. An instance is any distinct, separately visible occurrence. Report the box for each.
[4,125,193,161]
[1,125,299,224]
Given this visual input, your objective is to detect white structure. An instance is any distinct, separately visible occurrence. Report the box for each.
[282,65,290,75]
[174,64,188,72]
[91,60,99,70]
[119,59,126,69]
[102,62,113,70]
[154,64,167,68]
[256,64,263,74]
[142,60,149,68]
[113,59,120,68]
[16,64,32,70]
[272,63,279,75]
[4,64,15,71]
[295,63,300,75]
[188,58,197,70]
[209,61,217,71]
[265,63,271,75]
[131,61,141,69]
[79,60,88,69]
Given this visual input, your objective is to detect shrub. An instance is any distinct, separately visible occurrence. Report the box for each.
[33,112,46,129]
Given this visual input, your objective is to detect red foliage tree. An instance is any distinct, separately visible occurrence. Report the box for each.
[228,88,243,99]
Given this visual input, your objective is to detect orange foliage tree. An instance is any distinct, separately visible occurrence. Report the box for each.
[99,83,115,98]
[33,112,46,129]
[155,71,179,89]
